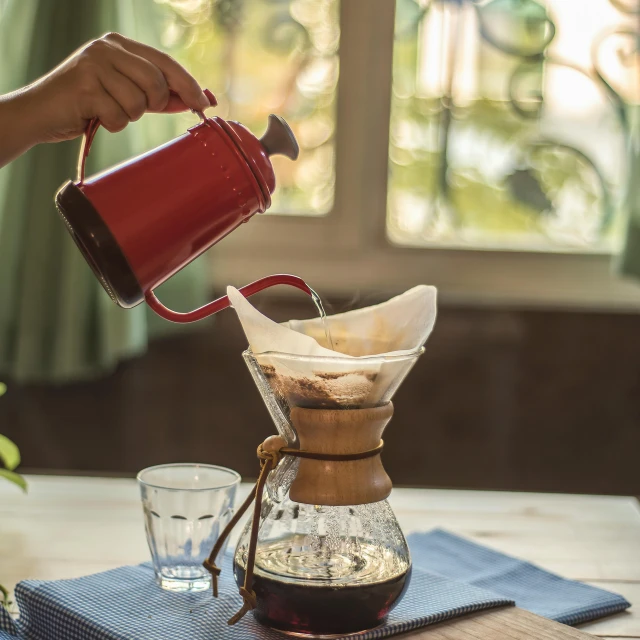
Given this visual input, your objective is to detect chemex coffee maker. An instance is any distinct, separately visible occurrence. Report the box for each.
[55,89,311,321]
[204,347,421,636]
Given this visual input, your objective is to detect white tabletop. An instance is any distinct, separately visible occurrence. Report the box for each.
[1,476,638,638]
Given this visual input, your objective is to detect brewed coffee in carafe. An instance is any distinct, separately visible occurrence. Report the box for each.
[206,285,437,637]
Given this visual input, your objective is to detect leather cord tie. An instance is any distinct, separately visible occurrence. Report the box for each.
[203,435,385,625]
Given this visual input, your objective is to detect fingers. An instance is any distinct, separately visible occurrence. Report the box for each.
[73,32,210,135]
[99,69,149,122]
[92,86,129,133]
[102,32,209,112]
[105,47,170,112]
[162,91,195,114]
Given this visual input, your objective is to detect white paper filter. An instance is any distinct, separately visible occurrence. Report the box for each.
[227,285,437,408]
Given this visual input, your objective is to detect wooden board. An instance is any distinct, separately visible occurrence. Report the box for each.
[398,608,597,639]
[578,582,640,637]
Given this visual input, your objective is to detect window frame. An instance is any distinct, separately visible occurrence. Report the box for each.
[210,0,640,312]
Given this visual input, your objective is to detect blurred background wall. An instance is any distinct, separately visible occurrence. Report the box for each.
[2,295,640,495]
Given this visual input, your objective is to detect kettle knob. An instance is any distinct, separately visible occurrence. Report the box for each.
[260,114,300,161]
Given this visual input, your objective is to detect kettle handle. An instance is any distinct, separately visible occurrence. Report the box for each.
[77,118,102,183]
[144,274,312,323]
[76,89,217,184]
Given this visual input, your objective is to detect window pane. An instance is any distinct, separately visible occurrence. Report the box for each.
[388,0,638,251]
[160,0,339,216]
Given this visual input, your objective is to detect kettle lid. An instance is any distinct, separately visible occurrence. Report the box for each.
[260,114,299,161]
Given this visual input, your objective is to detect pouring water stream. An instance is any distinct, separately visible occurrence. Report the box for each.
[309,288,335,351]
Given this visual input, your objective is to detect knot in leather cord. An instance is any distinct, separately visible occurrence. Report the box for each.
[227,587,258,626]
[201,559,222,597]
[256,443,281,470]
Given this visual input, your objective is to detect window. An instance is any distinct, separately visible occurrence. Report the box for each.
[162,0,639,309]
[389,0,636,252]
[161,0,339,216]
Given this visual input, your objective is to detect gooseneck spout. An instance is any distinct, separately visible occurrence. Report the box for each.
[144,274,311,323]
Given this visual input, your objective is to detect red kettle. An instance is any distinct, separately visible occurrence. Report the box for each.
[55,89,310,323]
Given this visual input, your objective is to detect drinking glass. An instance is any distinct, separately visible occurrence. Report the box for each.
[137,463,240,592]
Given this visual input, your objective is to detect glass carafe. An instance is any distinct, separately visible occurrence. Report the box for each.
[233,348,423,637]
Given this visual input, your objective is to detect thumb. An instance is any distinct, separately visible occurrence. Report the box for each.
[156,89,216,114]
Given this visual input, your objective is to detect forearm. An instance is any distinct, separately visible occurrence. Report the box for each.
[0,90,40,169]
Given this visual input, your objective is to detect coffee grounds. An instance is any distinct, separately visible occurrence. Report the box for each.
[261,365,378,410]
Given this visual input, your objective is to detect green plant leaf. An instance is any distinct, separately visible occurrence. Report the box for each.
[0,583,10,609]
[0,469,27,492]
[0,434,20,471]
[0,382,6,396]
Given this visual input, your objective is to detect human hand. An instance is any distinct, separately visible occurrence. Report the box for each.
[14,32,210,145]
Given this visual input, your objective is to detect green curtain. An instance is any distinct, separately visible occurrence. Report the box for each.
[618,106,640,279]
[0,0,208,384]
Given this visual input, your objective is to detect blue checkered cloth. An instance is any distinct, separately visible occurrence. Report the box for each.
[407,529,630,625]
[0,529,629,640]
